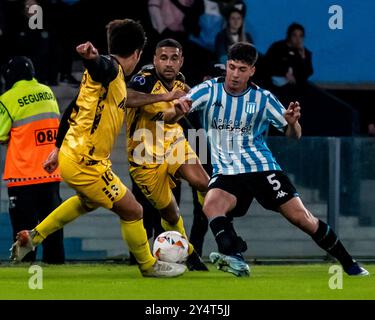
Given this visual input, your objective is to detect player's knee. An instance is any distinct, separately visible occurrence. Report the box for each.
[160,204,179,225]
[160,212,179,225]
[203,196,229,217]
[190,177,208,192]
[112,197,143,221]
[78,198,96,212]
[202,200,215,217]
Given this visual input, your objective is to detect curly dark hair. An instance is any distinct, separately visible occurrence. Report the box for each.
[106,19,147,57]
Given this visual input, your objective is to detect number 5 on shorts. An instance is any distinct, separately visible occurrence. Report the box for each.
[267,173,281,191]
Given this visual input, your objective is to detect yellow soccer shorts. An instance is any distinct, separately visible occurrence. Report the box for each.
[59,150,127,210]
[130,140,198,210]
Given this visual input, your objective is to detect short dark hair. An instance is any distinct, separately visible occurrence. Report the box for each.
[106,19,146,57]
[287,22,305,39]
[156,38,183,52]
[227,42,258,66]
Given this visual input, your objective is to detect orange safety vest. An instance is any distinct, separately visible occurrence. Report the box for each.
[0,79,62,187]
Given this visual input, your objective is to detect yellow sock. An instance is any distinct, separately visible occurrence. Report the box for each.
[33,195,87,245]
[120,218,156,271]
[161,215,194,255]
[197,191,206,207]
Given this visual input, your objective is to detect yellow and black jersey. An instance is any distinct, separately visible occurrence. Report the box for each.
[126,66,186,165]
[56,55,127,163]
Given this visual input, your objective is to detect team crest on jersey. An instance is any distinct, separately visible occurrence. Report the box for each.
[133,75,146,85]
[245,102,256,114]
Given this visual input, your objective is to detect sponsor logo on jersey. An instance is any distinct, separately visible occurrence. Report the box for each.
[211,118,252,135]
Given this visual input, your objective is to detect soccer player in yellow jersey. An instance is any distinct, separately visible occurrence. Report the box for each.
[126,39,210,270]
[9,20,186,278]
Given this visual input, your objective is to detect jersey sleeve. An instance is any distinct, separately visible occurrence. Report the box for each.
[127,72,154,94]
[83,55,118,86]
[187,81,211,113]
[55,97,77,148]
[265,93,288,131]
[0,99,13,143]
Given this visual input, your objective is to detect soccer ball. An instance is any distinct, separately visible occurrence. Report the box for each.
[153,231,189,263]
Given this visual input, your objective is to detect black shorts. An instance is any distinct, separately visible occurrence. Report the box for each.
[208,170,299,217]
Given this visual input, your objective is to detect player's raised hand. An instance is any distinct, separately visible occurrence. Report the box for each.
[76,41,99,60]
[284,101,301,125]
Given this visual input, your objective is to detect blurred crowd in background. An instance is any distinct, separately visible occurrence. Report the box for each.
[0,1,311,87]
[0,0,374,135]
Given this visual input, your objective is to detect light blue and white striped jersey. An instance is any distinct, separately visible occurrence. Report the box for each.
[187,77,288,175]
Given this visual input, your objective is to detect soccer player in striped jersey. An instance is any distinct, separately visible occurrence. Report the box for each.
[166,42,369,277]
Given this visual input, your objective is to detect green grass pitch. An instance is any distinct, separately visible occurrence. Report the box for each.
[0,263,373,300]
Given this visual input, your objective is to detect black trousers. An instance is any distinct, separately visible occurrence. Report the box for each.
[8,182,65,264]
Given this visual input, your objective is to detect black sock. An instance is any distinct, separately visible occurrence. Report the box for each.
[209,216,236,255]
[227,220,247,253]
[209,216,246,255]
[311,220,355,271]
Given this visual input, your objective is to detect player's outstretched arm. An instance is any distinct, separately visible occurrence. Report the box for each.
[285,101,302,139]
[163,97,192,124]
[126,88,186,108]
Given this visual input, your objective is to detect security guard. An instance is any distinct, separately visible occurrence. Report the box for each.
[0,56,65,263]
